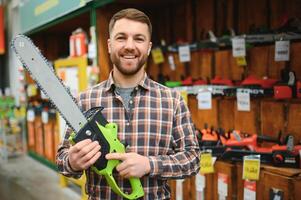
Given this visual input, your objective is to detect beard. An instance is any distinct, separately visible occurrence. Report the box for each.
[110,49,148,76]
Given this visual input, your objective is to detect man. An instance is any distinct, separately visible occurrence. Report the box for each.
[56,8,200,200]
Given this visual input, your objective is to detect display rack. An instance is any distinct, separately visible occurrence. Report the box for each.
[0,116,27,163]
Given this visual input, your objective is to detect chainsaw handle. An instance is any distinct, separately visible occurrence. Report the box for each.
[69,111,144,199]
[94,123,144,200]
[93,159,144,200]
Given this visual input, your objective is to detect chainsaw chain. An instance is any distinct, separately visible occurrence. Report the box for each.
[11,34,83,132]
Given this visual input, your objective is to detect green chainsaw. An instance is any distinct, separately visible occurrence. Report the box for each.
[11,35,144,200]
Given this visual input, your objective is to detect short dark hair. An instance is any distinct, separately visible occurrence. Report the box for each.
[109,8,152,38]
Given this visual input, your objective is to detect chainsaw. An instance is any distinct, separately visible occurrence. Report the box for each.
[11,35,144,199]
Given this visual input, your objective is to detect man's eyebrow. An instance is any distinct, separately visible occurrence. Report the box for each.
[114,32,147,39]
[134,34,147,39]
[114,32,126,38]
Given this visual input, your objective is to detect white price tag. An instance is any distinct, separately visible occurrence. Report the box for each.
[218,173,228,197]
[176,179,184,200]
[178,45,191,63]
[197,90,212,110]
[244,180,256,200]
[168,55,176,70]
[232,37,246,57]
[41,111,49,124]
[88,43,97,59]
[27,110,35,122]
[195,173,205,192]
[275,40,290,61]
[237,91,250,111]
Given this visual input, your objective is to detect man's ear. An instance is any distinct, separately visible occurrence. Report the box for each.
[107,39,111,54]
[148,42,152,55]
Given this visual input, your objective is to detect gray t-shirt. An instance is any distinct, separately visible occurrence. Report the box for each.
[115,86,134,111]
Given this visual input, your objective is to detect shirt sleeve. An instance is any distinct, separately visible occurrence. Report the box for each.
[56,126,83,179]
[148,93,200,179]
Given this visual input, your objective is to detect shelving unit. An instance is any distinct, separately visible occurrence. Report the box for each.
[13,0,301,199]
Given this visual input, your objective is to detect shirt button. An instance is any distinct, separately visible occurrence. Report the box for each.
[126,122,130,126]
[129,100,133,104]
[135,87,138,91]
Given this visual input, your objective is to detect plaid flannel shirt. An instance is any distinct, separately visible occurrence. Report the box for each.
[56,72,200,200]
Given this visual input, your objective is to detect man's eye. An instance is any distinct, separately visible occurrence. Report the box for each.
[116,37,125,41]
[135,38,145,42]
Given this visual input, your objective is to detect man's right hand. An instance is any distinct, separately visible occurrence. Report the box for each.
[68,139,101,171]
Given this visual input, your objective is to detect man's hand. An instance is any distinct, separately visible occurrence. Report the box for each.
[106,152,150,178]
[68,139,101,171]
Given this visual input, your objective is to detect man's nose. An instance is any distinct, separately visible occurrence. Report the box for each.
[124,38,135,50]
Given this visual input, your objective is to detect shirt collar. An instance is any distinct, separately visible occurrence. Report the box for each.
[104,71,151,92]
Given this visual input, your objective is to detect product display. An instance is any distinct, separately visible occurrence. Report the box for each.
[4,1,301,199]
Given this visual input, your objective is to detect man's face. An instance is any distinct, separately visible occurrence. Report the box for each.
[108,18,152,76]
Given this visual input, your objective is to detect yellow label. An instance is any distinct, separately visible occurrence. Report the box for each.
[236,56,247,66]
[151,48,164,64]
[243,158,260,180]
[14,106,26,118]
[180,91,188,106]
[200,153,214,174]
[35,0,59,16]
[27,84,37,97]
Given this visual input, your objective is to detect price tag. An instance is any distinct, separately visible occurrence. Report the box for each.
[168,54,176,71]
[244,180,256,200]
[243,155,260,180]
[236,56,247,66]
[178,45,191,63]
[151,47,164,64]
[197,90,212,110]
[237,91,250,111]
[88,43,97,59]
[200,152,214,174]
[195,173,205,192]
[27,84,37,97]
[42,111,49,124]
[180,91,188,106]
[27,109,35,122]
[176,179,184,200]
[218,173,228,197]
[275,40,290,61]
[232,37,246,57]
[14,106,26,119]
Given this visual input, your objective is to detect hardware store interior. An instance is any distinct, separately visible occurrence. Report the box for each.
[1,0,301,199]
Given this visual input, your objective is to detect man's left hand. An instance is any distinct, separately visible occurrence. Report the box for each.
[106,152,150,178]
